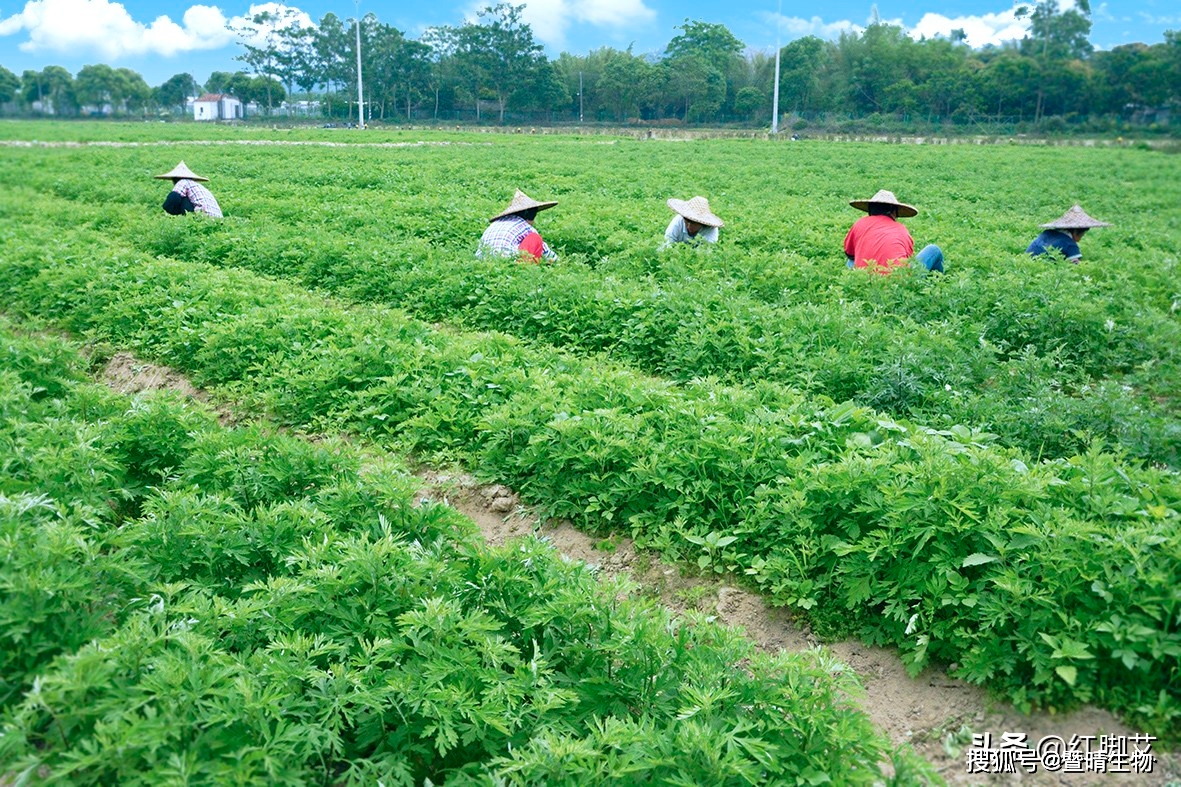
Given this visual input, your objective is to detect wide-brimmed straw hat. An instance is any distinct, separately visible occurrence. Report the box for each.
[490,189,558,222]
[1040,204,1112,230]
[667,196,724,228]
[154,161,209,182]
[849,189,917,218]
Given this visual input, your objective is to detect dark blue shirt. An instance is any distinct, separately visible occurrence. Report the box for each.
[1026,230,1081,261]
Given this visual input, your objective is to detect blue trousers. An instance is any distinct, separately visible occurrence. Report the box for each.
[915,244,944,272]
[163,191,195,215]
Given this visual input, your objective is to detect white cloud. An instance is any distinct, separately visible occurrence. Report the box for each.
[0,0,312,58]
[1093,3,1115,23]
[226,2,314,48]
[908,6,1030,48]
[465,0,656,51]
[1137,11,1181,25]
[773,15,862,39]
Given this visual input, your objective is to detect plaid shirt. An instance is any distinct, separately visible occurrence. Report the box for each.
[477,216,556,261]
[172,179,223,218]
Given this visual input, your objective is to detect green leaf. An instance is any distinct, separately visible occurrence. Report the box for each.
[1051,638,1094,660]
[1055,665,1077,686]
[961,553,998,567]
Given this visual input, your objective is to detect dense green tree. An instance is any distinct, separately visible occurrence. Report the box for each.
[475,4,546,122]
[904,36,976,120]
[362,18,399,119]
[733,85,766,121]
[421,26,462,120]
[597,49,656,121]
[0,65,20,110]
[243,75,285,108]
[552,50,601,119]
[21,69,46,108]
[661,55,725,121]
[1092,43,1173,114]
[350,17,432,120]
[664,20,744,120]
[1018,0,1094,121]
[393,38,433,119]
[975,49,1039,119]
[118,68,153,115]
[1020,0,1094,61]
[22,66,75,115]
[429,4,547,122]
[832,23,919,114]
[778,36,834,114]
[75,64,123,112]
[231,7,304,113]
[155,73,200,113]
[203,70,281,112]
[665,20,743,76]
[6,6,1172,129]
[205,71,236,94]
[740,50,777,110]
[313,13,350,93]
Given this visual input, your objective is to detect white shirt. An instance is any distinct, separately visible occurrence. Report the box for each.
[662,215,719,248]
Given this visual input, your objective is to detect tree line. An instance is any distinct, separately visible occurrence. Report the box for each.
[1,0,1177,131]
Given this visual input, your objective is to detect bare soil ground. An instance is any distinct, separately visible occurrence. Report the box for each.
[419,470,1178,786]
[101,352,207,400]
[100,353,1180,786]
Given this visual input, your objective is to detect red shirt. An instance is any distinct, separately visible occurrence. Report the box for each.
[518,231,545,260]
[844,215,914,274]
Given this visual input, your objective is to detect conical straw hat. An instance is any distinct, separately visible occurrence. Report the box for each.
[1040,205,1112,229]
[489,189,558,222]
[667,196,724,227]
[154,161,209,181]
[849,189,917,218]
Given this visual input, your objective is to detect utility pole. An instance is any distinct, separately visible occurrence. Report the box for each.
[578,71,584,123]
[354,0,365,128]
[771,0,781,134]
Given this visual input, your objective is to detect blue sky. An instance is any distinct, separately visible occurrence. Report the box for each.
[0,0,1177,86]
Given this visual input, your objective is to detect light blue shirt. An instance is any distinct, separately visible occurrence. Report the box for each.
[662,215,719,248]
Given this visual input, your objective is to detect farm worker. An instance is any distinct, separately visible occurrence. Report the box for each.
[662,196,723,248]
[477,189,558,262]
[844,189,943,274]
[1026,205,1111,263]
[155,161,223,218]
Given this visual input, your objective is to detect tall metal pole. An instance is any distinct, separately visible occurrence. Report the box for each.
[579,71,584,123]
[771,0,781,134]
[355,0,365,128]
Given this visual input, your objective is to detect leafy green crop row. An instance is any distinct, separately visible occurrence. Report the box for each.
[6,136,1179,467]
[3,193,1178,741]
[0,316,916,785]
[140,217,1181,466]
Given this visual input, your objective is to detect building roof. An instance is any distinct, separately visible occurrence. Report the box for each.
[195,93,239,102]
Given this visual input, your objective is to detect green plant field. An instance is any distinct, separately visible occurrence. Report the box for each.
[2,125,1180,744]
[0,316,922,785]
[0,119,457,143]
[4,131,1179,465]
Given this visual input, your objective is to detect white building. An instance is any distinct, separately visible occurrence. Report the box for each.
[193,93,243,121]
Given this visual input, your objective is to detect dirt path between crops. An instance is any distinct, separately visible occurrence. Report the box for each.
[0,139,491,149]
[99,352,1179,786]
[1,133,1169,150]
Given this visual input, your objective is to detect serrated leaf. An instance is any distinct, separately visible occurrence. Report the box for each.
[961,553,998,567]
